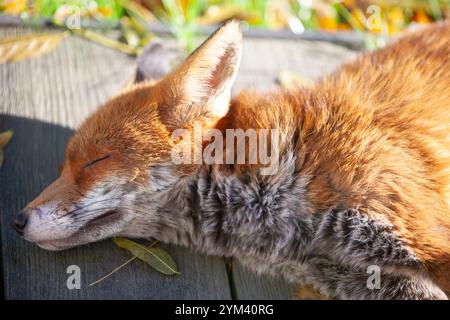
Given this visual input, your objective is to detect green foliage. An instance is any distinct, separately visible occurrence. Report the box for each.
[159,0,206,52]
[1,0,449,52]
[32,0,126,21]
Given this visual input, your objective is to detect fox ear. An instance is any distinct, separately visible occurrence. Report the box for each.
[157,20,242,129]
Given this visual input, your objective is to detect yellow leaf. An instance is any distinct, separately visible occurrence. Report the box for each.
[3,0,26,15]
[387,7,406,34]
[353,9,367,29]
[319,17,338,31]
[342,0,355,7]
[98,6,113,17]
[0,130,13,169]
[113,238,180,275]
[0,130,13,148]
[277,71,311,90]
[413,10,431,24]
[0,32,68,64]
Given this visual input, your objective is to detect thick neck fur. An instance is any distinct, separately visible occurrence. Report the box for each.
[155,163,315,262]
[131,159,446,299]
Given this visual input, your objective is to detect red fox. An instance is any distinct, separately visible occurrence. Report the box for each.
[14,20,449,299]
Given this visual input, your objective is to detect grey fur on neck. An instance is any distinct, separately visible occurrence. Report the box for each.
[138,163,447,300]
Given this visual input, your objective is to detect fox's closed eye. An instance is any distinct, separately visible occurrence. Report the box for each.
[84,154,112,168]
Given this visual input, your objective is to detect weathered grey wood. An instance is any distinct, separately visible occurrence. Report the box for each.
[0,27,230,299]
[0,26,356,300]
[230,37,356,299]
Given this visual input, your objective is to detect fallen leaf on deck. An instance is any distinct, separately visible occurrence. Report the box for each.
[113,237,180,275]
[0,32,68,64]
[277,71,311,90]
[0,130,13,169]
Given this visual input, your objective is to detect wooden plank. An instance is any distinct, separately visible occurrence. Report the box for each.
[0,27,231,299]
[230,38,356,299]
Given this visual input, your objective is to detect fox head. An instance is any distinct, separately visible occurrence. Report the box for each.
[14,21,242,250]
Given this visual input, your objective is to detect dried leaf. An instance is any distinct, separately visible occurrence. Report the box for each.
[277,71,311,90]
[0,130,13,169]
[0,130,13,147]
[113,237,179,275]
[0,150,4,169]
[0,32,68,64]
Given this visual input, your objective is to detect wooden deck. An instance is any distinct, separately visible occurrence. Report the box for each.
[0,26,355,299]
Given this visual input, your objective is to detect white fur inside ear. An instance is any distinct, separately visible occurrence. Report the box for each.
[187,21,242,103]
[161,20,242,126]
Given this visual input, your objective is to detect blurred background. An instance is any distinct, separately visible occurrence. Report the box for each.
[1,0,449,53]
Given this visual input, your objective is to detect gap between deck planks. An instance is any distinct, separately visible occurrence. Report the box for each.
[0,26,355,299]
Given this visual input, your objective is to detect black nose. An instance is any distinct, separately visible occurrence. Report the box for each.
[13,210,28,235]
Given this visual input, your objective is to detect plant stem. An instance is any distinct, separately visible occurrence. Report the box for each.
[72,29,138,56]
[88,256,136,287]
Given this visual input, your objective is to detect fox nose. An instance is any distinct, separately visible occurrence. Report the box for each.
[13,210,29,236]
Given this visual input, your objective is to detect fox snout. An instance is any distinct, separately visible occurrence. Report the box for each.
[13,177,74,249]
[14,166,149,250]
[14,207,46,236]
[13,209,30,236]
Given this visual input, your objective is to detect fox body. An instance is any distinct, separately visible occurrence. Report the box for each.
[16,21,450,299]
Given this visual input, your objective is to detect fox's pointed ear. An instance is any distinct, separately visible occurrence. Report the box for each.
[157,20,242,129]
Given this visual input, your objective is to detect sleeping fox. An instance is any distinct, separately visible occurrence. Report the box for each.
[14,20,449,299]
